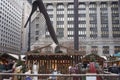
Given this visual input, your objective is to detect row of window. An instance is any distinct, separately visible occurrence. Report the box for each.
[0,0,22,53]
[91,46,120,54]
[32,44,119,55]
[112,5,120,38]
[46,2,118,10]
[34,2,119,40]
[0,46,20,54]
[0,1,21,22]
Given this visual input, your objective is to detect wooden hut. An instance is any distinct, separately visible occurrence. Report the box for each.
[81,53,106,66]
[25,44,85,74]
[106,56,120,66]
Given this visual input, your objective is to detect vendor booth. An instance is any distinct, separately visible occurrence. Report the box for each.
[81,53,106,66]
[25,44,84,74]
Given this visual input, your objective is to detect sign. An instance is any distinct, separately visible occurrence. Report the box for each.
[86,73,96,80]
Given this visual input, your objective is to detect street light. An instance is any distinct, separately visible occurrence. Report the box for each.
[74,0,79,51]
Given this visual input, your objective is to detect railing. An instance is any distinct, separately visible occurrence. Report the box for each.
[0,73,119,76]
[0,73,120,80]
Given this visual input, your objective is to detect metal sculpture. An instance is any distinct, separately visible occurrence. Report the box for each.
[24,0,59,45]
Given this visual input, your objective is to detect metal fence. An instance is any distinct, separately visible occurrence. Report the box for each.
[0,73,120,80]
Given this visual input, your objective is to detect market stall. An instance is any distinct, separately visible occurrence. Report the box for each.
[25,44,84,74]
[81,53,106,66]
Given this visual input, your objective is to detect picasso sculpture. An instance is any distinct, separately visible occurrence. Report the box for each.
[24,0,59,45]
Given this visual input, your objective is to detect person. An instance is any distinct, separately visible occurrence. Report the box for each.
[108,65,112,73]
[51,69,58,80]
[32,61,38,80]
[48,68,61,80]
[111,63,119,74]
[26,76,32,80]
[69,64,79,80]
[0,62,6,79]
[89,62,96,73]
[25,69,32,80]
[7,60,14,71]
[0,61,6,72]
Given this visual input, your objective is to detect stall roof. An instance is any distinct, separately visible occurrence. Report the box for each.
[0,53,25,61]
[26,44,85,56]
[82,53,106,62]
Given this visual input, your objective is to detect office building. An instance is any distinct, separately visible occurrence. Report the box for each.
[30,0,120,56]
[0,0,22,54]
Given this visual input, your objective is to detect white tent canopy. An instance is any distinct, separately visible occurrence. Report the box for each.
[5,53,26,61]
[100,56,107,60]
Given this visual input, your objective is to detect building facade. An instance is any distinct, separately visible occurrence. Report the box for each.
[21,0,32,54]
[0,0,22,54]
[30,0,120,56]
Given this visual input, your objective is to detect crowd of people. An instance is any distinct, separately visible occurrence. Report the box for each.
[0,60,15,80]
[104,63,120,74]
[1,59,120,80]
[67,62,120,80]
[0,59,28,80]
[0,60,14,73]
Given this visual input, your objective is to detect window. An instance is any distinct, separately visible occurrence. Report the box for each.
[100,2,109,38]
[79,46,86,54]
[36,24,39,29]
[68,3,74,27]
[91,46,98,54]
[111,2,119,38]
[56,28,64,38]
[68,31,74,35]
[79,3,86,8]
[103,46,109,54]
[114,46,120,53]
[35,37,39,41]
[35,31,39,35]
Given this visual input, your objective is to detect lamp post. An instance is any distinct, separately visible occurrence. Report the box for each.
[74,0,79,51]
[27,20,31,51]
[118,0,120,27]
[27,0,32,51]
